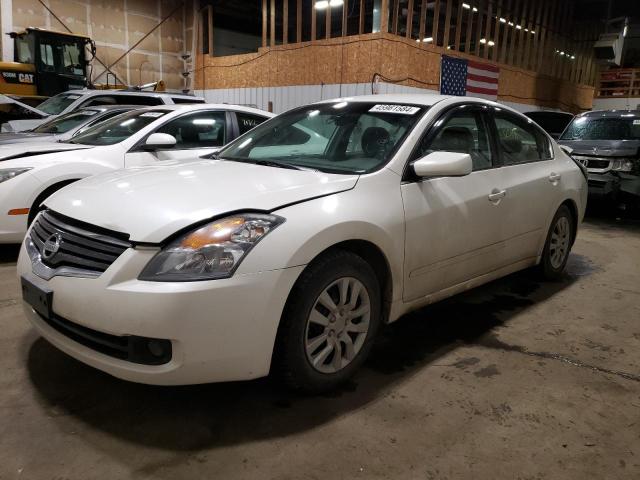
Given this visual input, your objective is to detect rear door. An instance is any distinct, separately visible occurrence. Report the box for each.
[489,108,562,262]
[401,104,510,301]
[124,110,231,166]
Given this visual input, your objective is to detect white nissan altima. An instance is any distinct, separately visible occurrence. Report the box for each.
[17,94,587,392]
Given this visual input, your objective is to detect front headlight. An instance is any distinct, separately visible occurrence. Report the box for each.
[610,159,635,172]
[0,168,32,183]
[139,213,284,282]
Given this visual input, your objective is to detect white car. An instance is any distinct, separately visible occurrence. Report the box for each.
[2,89,205,132]
[17,94,587,392]
[0,104,273,242]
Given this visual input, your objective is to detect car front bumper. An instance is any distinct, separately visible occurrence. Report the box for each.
[586,171,620,197]
[17,240,305,385]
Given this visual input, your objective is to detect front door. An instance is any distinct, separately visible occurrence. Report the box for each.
[125,110,229,167]
[401,106,510,302]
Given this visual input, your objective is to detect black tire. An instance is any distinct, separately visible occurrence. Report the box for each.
[274,249,382,393]
[539,205,574,280]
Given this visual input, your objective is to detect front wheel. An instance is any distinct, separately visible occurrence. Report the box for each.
[275,250,381,393]
[540,205,574,280]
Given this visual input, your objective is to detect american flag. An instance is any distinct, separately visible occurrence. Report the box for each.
[440,55,499,100]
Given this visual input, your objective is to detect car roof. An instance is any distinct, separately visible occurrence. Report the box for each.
[79,105,141,112]
[313,93,454,107]
[578,109,640,118]
[131,103,274,116]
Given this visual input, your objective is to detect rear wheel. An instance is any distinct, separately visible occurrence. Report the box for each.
[540,205,574,280]
[275,250,381,393]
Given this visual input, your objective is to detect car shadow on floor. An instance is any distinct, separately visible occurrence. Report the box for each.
[22,255,589,453]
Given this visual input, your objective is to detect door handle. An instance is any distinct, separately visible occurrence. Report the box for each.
[488,189,507,203]
[549,172,561,183]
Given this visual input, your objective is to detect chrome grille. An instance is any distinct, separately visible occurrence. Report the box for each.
[571,155,611,171]
[28,210,131,277]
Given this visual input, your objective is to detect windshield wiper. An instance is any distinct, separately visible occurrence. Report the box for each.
[218,156,317,172]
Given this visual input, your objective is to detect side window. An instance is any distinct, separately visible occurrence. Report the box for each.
[114,95,164,106]
[236,112,269,135]
[494,113,552,165]
[81,96,117,107]
[39,43,55,71]
[171,97,205,104]
[418,109,493,171]
[76,110,128,135]
[157,111,226,148]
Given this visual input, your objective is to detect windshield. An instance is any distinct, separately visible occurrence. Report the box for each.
[68,110,168,146]
[219,102,426,174]
[560,115,640,141]
[37,93,82,115]
[32,109,100,134]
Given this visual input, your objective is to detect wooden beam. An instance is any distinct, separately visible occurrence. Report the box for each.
[283,0,288,44]
[380,0,389,33]
[343,0,349,37]
[297,0,302,42]
[514,0,529,67]
[482,0,492,59]
[326,0,331,39]
[419,0,427,43]
[359,0,365,34]
[499,0,512,63]
[464,0,473,54]
[431,0,440,45]
[392,0,400,35]
[454,0,464,51]
[262,0,268,47]
[406,0,414,39]
[535,0,551,72]
[491,0,501,61]
[474,0,485,57]
[311,0,317,40]
[443,0,453,50]
[270,0,275,46]
[528,0,543,70]
[507,0,520,65]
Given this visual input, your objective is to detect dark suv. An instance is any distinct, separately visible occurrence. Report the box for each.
[558,110,640,201]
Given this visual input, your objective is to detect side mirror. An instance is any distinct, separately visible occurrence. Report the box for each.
[559,144,573,156]
[412,151,472,178]
[143,133,177,150]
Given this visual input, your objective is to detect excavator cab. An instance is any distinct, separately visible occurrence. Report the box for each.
[8,28,95,97]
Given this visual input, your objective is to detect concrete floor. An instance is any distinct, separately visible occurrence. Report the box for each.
[0,210,639,480]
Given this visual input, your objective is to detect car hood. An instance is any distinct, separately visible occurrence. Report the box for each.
[44,159,359,243]
[0,142,92,163]
[0,132,57,144]
[557,139,640,157]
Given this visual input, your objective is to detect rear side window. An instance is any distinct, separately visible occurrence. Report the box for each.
[171,97,205,104]
[494,113,552,165]
[82,95,163,107]
[156,111,226,148]
[236,112,270,135]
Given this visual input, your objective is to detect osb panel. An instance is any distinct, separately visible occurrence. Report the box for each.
[196,33,593,111]
[160,16,184,54]
[90,6,127,45]
[92,45,129,83]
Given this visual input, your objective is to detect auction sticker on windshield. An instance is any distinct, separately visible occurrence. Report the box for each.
[369,104,420,115]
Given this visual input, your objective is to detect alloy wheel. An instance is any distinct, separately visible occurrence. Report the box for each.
[549,216,571,269]
[304,277,371,374]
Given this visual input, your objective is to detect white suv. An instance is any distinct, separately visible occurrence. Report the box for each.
[2,89,205,132]
[0,104,272,242]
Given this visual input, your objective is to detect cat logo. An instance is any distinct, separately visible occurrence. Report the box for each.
[18,73,34,83]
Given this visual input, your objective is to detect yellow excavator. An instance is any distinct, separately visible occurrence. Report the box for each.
[0,27,164,123]
[1,28,97,101]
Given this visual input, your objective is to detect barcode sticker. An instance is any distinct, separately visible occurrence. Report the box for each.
[633,119,640,125]
[369,104,420,115]
[140,112,165,118]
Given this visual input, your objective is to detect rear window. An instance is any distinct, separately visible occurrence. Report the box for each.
[32,109,99,133]
[81,95,164,107]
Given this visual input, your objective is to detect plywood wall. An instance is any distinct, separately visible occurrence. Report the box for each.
[9,0,193,91]
[195,33,594,112]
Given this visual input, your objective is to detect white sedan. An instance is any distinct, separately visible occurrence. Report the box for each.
[0,104,273,242]
[17,94,587,392]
